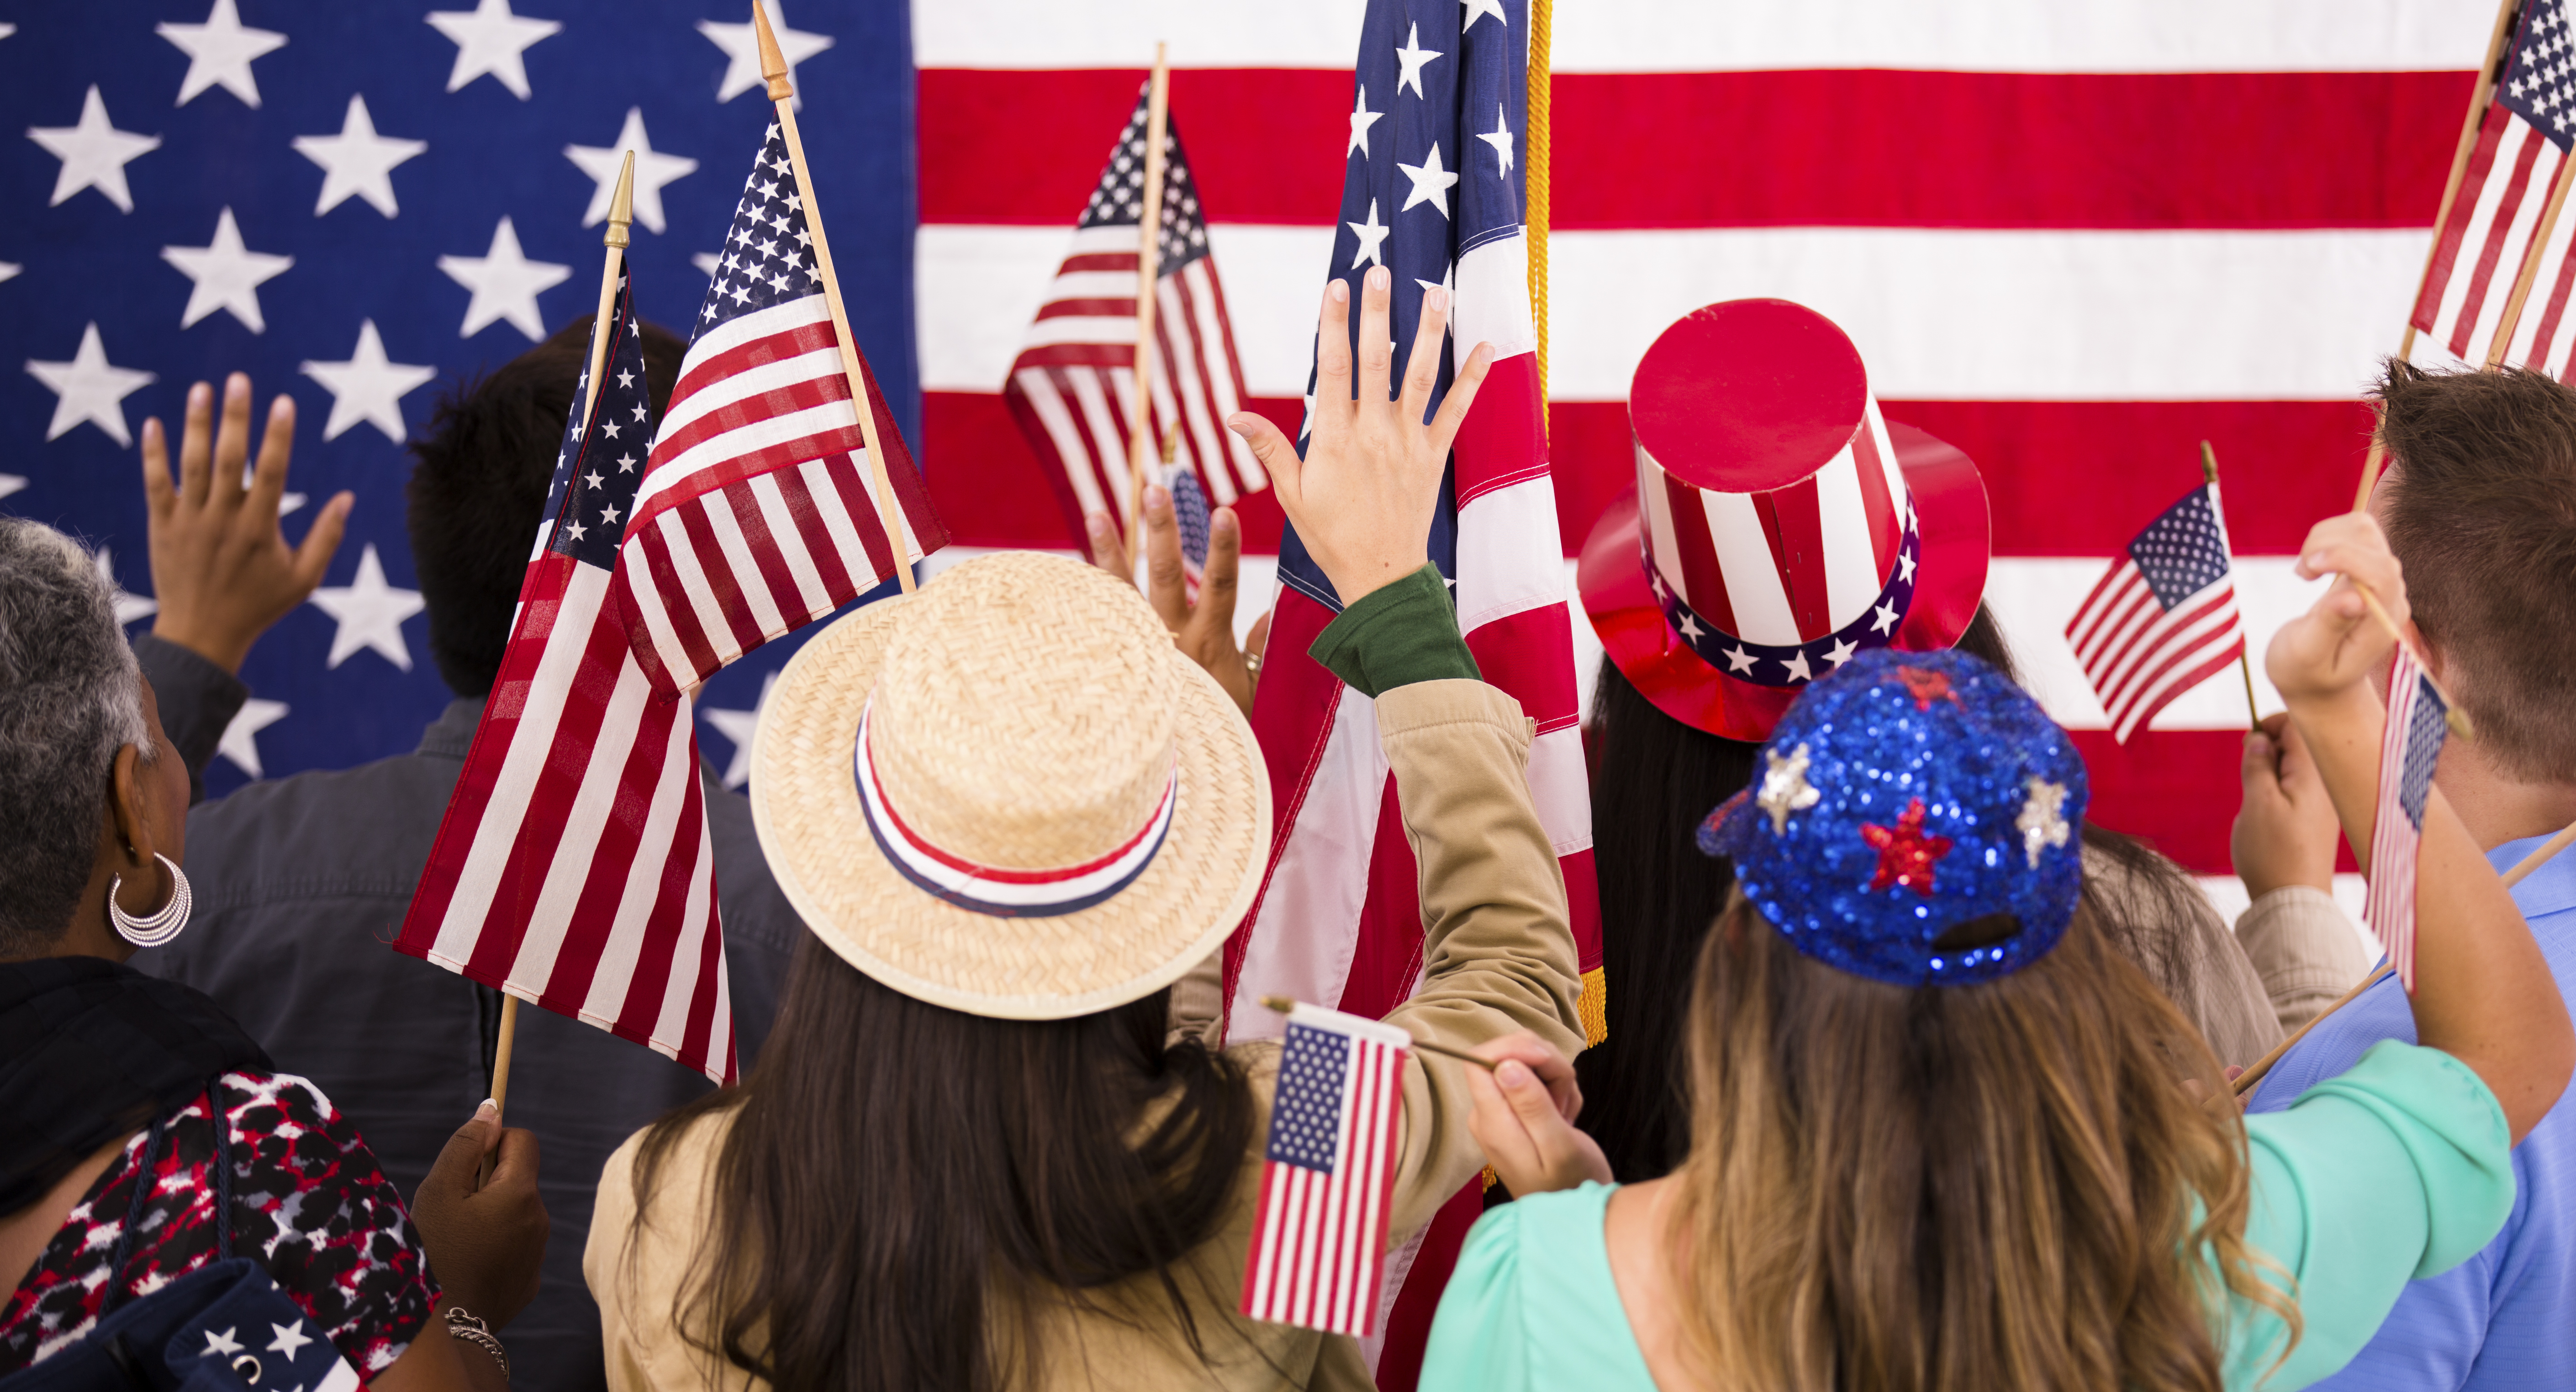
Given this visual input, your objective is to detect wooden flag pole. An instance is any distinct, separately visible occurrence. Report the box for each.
[481,153,636,1180]
[1527,0,1552,439]
[756,4,917,597]
[2486,159,2576,367]
[2357,0,2526,509]
[1123,44,1174,563]
[2200,440,2261,728]
[2234,814,2576,1096]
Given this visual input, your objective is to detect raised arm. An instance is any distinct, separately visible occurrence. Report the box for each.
[1230,269,1584,1229]
[2267,513,2574,1140]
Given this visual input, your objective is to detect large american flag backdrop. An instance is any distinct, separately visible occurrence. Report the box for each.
[0,0,917,807]
[914,0,2508,889]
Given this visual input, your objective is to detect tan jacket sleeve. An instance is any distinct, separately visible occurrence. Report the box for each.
[1371,679,1585,1240]
[2236,885,2375,1032]
[2082,842,2283,1068]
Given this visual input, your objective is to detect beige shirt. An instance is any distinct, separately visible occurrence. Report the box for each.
[2234,885,2375,1033]
[585,679,1586,1392]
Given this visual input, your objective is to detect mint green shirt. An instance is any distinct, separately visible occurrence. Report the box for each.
[1422,1040,2513,1392]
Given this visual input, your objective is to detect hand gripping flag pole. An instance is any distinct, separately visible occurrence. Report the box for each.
[753,4,913,599]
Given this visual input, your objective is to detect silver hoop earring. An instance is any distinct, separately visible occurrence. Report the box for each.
[107,853,192,947]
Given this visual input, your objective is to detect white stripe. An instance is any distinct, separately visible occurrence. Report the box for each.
[643,392,860,513]
[576,697,699,1026]
[658,510,743,668]
[2429,118,2544,349]
[1526,723,1595,858]
[749,472,833,620]
[1184,259,1265,492]
[1061,367,1135,514]
[647,790,723,1058]
[1701,489,1801,645]
[701,495,791,640]
[1225,688,1388,1043]
[1013,367,1110,516]
[501,654,657,994]
[920,223,2433,401]
[1810,445,1886,630]
[1861,399,1906,533]
[803,455,880,591]
[622,522,705,695]
[701,872,734,1085]
[424,567,606,964]
[1452,232,1536,363]
[2460,140,2563,361]
[1034,267,1145,306]
[1156,275,1230,503]
[914,0,2493,71]
[2501,169,2576,370]
[2090,579,2236,716]
[1454,477,1567,633]
[2106,618,2243,742]
[314,1358,363,1392]
[1020,314,1156,356]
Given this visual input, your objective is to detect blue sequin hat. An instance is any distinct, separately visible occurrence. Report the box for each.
[1696,648,2088,986]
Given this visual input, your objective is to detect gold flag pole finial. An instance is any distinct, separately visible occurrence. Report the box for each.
[754,2,793,101]
[604,148,635,250]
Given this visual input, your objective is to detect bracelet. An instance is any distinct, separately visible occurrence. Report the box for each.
[443,1305,510,1380]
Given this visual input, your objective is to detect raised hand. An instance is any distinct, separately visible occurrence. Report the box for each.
[1086,485,1272,718]
[141,374,353,673]
[2264,512,2407,712]
[1225,265,1494,607]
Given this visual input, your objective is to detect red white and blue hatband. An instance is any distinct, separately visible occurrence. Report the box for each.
[1579,299,1992,742]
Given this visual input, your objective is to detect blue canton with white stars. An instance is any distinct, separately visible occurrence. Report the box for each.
[692,123,825,336]
[543,279,652,568]
[1263,1023,1352,1173]
[2501,0,2576,148]
[1079,91,1211,273]
[2126,485,2234,609]
[1277,0,1525,613]
[2396,671,2452,835]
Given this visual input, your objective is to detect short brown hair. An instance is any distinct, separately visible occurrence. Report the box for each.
[2375,361,2576,781]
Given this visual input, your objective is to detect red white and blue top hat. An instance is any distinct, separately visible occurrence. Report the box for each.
[1580,300,1992,741]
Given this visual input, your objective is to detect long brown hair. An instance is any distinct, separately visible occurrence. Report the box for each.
[630,935,1257,1392]
[1666,894,2298,1392]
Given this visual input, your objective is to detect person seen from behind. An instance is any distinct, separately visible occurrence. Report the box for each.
[1424,511,2572,1392]
[0,513,547,1390]
[584,267,1587,1390]
[2242,362,2576,1390]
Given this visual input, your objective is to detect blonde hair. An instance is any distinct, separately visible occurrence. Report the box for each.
[1666,894,2298,1391]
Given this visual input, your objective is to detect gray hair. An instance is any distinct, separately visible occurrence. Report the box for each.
[0,517,150,954]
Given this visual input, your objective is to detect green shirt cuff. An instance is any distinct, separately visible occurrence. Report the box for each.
[1308,564,1481,698]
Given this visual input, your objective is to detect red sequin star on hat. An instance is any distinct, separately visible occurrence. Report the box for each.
[1895,666,1960,711]
[1860,797,1953,896]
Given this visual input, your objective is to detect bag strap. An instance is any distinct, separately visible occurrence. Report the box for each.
[95,1074,237,1315]
[96,1120,166,1319]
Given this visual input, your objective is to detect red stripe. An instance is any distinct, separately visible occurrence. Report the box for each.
[671,779,730,1079]
[1560,845,1601,975]
[1334,778,1424,1021]
[458,590,632,983]
[1848,422,1900,573]
[2446,118,2548,359]
[396,555,575,949]
[2528,229,2576,372]
[849,344,945,557]
[622,524,723,694]
[1034,297,1141,322]
[999,372,1093,542]
[543,682,683,1015]
[921,68,2465,230]
[2106,640,2245,744]
[1046,364,1116,494]
[665,316,849,419]
[676,497,768,660]
[1660,471,1737,638]
[2095,586,2236,713]
[924,393,2380,558]
[1221,589,1346,1011]
[2416,103,2513,332]
[718,479,810,637]
[2064,560,2139,654]
[1761,476,1834,641]
[1058,251,1139,274]
[1449,354,1546,505]
[823,450,899,586]
[774,463,856,603]
[1464,602,1579,724]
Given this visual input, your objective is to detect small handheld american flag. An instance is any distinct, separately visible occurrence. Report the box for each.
[2416,0,2576,375]
[1002,88,1266,543]
[2368,643,2452,993]
[2064,483,2247,743]
[612,119,945,701]
[398,274,734,1084]
[1240,1001,1411,1337]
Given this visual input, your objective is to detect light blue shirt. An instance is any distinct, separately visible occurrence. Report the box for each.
[2248,832,2576,1390]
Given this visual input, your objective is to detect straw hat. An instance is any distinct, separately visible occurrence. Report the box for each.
[1579,299,1992,742]
[750,552,1270,1019]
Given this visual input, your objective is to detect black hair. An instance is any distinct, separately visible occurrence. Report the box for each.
[405,316,685,696]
